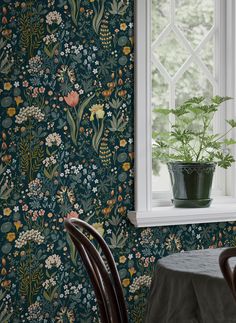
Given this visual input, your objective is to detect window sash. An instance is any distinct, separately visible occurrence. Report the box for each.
[134,0,236,214]
[152,0,227,201]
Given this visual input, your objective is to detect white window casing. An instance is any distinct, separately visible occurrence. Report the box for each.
[129,0,236,227]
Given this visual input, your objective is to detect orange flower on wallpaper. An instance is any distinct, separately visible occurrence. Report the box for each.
[14,96,23,106]
[14,221,23,231]
[120,139,127,147]
[3,208,12,216]
[7,107,16,117]
[118,90,127,97]
[4,82,12,90]
[122,162,131,171]
[1,280,11,288]
[122,278,130,287]
[6,232,16,242]
[128,267,136,277]
[102,207,112,216]
[1,154,12,163]
[120,23,127,31]
[123,46,131,55]
[47,212,54,218]
[118,206,126,214]
[119,255,127,264]
[64,91,80,107]
[102,89,112,97]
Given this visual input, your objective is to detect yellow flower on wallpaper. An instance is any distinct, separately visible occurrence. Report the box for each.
[4,82,12,90]
[122,278,130,287]
[7,107,16,117]
[90,104,105,121]
[102,207,112,216]
[123,46,131,55]
[120,23,127,31]
[122,162,131,171]
[128,267,136,277]
[92,222,104,237]
[14,96,23,106]
[119,255,127,264]
[120,139,127,147]
[3,208,12,216]
[6,232,16,242]
[14,220,23,231]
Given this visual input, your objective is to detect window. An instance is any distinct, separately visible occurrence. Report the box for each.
[152,0,223,203]
[128,0,236,227]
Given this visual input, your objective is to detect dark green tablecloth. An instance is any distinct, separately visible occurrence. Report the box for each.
[145,248,236,323]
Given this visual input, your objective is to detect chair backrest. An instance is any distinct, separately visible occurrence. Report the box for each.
[64,218,129,323]
[219,247,236,302]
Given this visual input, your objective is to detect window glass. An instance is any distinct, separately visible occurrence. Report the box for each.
[152,0,215,194]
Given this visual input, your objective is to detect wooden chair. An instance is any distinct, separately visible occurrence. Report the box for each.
[219,247,236,302]
[64,218,129,323]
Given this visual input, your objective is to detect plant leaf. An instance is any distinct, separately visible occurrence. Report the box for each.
[227,119,236,128]
[76,94,95,127]
[67,109,77,145]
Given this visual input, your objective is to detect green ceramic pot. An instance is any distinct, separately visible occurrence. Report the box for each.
[167,162,216,208]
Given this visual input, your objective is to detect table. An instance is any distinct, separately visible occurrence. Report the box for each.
[145,248,236,323]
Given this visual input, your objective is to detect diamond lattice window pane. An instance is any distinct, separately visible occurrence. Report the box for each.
[175,0,214,48]
[175,62,213,106]
[153,31,190,77]
[200,37,214,74]
[152,0,170,42]
[152,67,170,177]
[152,67,169,113]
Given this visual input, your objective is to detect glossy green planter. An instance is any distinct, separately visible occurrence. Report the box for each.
[167,162,216,208]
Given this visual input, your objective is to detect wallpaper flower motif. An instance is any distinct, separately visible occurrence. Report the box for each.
[0,0,236,322]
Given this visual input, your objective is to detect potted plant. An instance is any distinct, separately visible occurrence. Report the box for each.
[153,96,236,208]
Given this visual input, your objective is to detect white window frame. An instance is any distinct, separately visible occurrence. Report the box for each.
[128,0,236,227]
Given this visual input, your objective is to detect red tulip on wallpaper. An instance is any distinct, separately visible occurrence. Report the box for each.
[63,91,94,146]
[64,91,80,108]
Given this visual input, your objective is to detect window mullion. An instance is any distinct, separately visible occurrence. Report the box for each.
[226,0,236,197]
[134,0,152,211]
[213,0,227,197]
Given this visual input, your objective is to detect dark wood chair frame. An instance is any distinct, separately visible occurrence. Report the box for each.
[219,247,236,302]
[64,218,129,323]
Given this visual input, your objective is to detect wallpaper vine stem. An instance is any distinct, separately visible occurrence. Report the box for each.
[0,0,235,322]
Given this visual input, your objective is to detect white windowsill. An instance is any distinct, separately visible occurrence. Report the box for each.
[128,197,236,227]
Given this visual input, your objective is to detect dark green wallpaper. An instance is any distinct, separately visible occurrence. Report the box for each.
[0,0,235,322]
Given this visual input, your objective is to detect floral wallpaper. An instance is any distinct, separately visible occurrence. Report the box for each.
[0,0,236,322]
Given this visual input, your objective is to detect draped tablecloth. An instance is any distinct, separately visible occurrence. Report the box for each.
[145,248,236,323]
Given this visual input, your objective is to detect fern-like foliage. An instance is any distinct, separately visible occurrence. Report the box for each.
[19,261,44,304]
[19,11,45,58]
[19,137,44,180]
